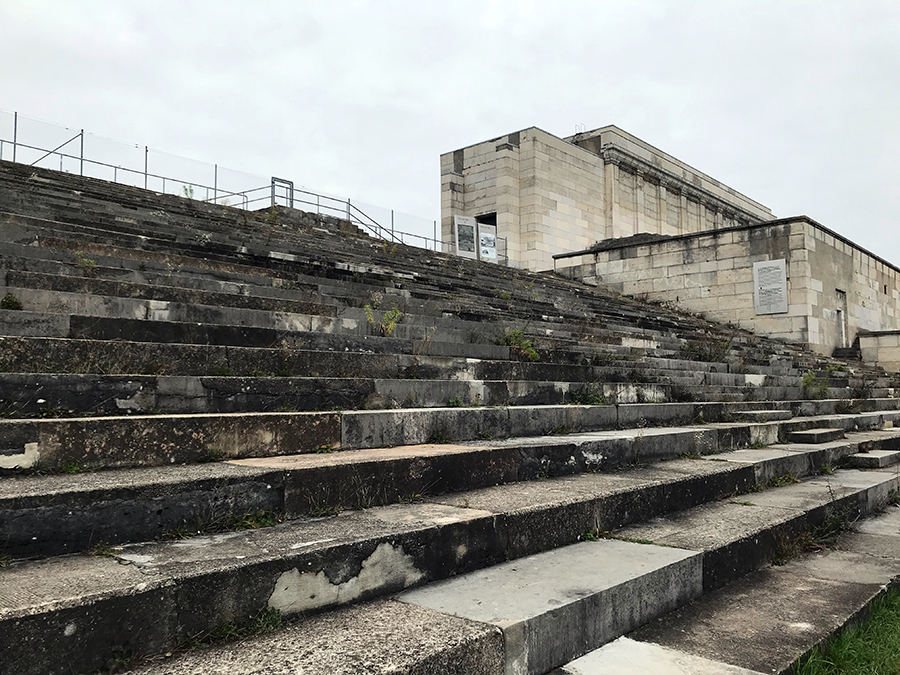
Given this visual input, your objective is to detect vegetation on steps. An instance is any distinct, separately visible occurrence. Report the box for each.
[795,586,900,674]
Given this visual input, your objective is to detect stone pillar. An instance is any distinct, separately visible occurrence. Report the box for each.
[679,192,688,235]
[635,170,645,235]
[603,158,620,240]
[440,171,465,254]
[699,202,707,231]
[659,183,668,235]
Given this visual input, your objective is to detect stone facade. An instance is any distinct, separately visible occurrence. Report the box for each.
[554,217,900,356]
[441,125,774,271]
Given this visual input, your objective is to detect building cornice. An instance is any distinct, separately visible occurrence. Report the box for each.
[599,146,764,225]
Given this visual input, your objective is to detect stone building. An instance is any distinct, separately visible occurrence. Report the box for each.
[441,125,773,271]
[442,125,900,364]
[553,217,900,357]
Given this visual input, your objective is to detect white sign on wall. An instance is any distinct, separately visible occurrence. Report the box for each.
[454,215,477,260]
[753,258,788,314]
[479,224,497,261]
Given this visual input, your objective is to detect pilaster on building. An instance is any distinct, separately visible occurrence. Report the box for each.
[441,125,773,271]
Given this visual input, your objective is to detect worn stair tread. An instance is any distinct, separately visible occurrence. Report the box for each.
[847,448,900,469]
[619,507,900,674]
[28,593,506,675]
[730,409,793,422]
[619,469,894,545]
[552,636,767,675]
[788,427,846,443]
[398,539,702,675]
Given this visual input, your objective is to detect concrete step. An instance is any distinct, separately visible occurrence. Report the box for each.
[398,539,702,675]
[726,409,793,423]
[13,466,890,675]
[613,468,896,592]
[0,457,755,675]
[135,598,506,675]
[2,417,793,558]
[705,428,900,484]
[846,448,900,469]
[11,421,900,562]
[788,427,846,444]
[3,405,898,474]
[594,505,900,675]
[553,637,766,674]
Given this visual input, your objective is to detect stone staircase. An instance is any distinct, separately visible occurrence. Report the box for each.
[3,159,900,674]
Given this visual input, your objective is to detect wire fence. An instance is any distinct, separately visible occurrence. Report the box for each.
[0,109,473,256]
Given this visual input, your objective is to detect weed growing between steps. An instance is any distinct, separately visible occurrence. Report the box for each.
[494,329,540,361]
[160,510,283,540]
[0,293,23,310]
[794,587,900,675]
[802,370,830,400]
[101,608,284,673]
[773,505,854,565]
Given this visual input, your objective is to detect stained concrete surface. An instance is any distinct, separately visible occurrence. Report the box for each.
[399,539,702,675]
[134,599,505,675]
[551,636,766,674]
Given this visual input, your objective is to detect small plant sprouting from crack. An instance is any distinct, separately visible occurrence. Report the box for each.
[181,607,282,651]
[364,305,403,337]
[802,370,829,400]
[0,293,23,310]
[90,541,116,558]
[773,506,854,565]
[494,328,540,362]
[74,251,98,278]
[768,472,802,488]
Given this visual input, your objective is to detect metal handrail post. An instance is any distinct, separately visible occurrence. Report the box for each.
[144,146,148,189]
[12,111,16,163]
[214,164,217,203]
[79,130,84,176]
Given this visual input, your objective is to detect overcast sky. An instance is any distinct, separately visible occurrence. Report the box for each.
[1,1,898,260]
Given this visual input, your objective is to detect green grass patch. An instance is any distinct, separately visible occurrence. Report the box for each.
[795,587,900,674]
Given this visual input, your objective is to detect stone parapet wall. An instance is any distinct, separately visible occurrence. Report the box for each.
[555,217,900,357]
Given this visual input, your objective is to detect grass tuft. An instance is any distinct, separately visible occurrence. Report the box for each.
[795,587,900,674]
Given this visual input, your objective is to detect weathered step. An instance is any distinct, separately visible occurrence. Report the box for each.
[55,466,896,675]
[552,636,766,674]
[846,448,900,469]
[0,336,509,377]
[788,427,845,444]
[614,468,897,592]
[603,505,900,674]
[705,428,900,484]
[6,269,333,316]
[3,406,898,474]
[1,425,763,557]
[398,539,702,675]
[134,598,505,675]
[730,409,793,422]
[0,459,755,675]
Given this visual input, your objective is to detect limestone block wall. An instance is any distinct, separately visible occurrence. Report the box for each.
[860,333,900,372]
[442,125,773,271]
[555,218,900,356]
[442,127,606,270]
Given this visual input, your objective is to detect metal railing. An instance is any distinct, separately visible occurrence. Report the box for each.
[0,109,452,254]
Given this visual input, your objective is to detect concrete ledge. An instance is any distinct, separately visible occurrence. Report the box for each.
[399,540,703,675]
